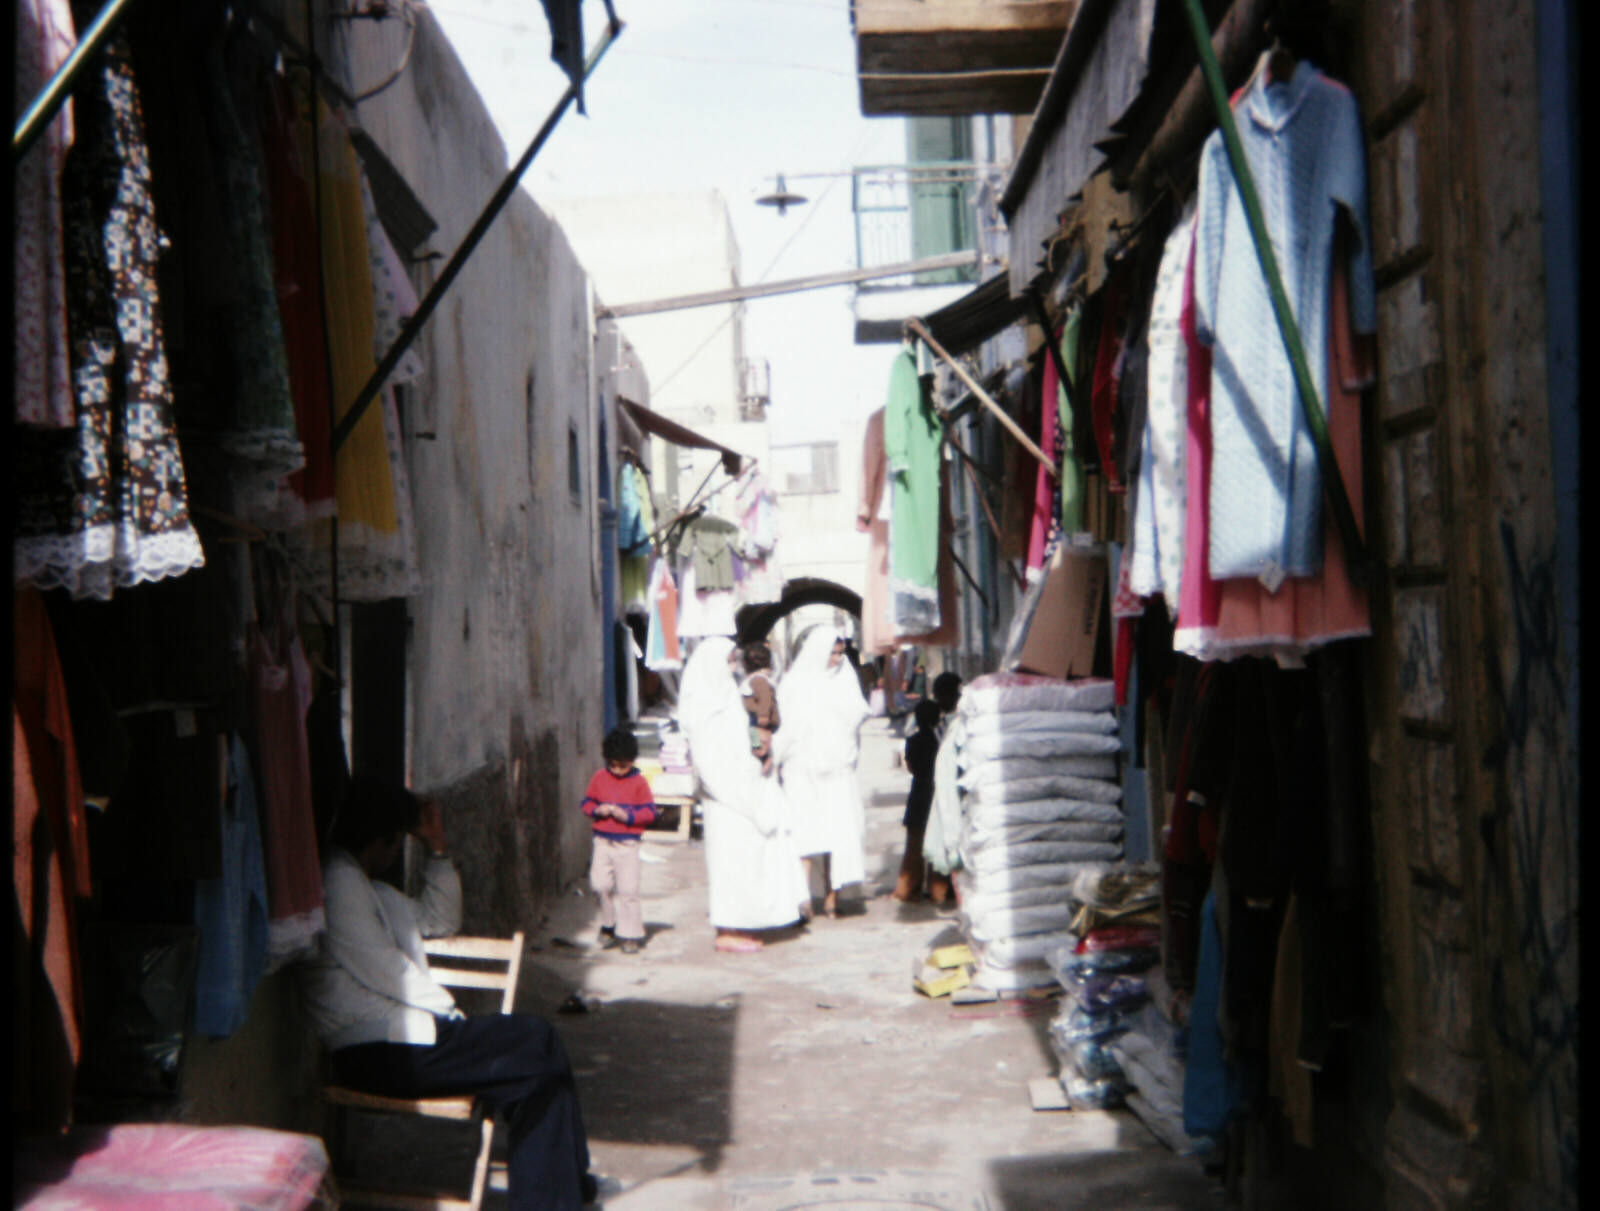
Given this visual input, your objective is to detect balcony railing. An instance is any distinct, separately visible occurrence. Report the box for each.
[852,161,980,290]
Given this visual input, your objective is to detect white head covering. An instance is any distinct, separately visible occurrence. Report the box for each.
[678,637,739,749]
[774,626,869,771]
[678,638,772,827]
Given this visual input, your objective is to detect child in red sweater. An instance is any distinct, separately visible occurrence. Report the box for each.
[582,729,658,953]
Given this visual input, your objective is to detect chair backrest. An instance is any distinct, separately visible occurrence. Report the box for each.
[422,932,525,1015]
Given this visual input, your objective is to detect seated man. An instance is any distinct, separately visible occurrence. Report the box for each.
[299,776,597,1210]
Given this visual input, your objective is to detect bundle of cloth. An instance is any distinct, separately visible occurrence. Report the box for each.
[1044,864,1194,1129]
[928,674,1126,994]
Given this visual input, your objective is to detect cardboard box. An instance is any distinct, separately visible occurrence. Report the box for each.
[1008,543,1106,679]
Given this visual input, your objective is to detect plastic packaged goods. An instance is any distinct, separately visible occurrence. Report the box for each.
[1067,1036,1129,1083]
[1067,973,1151,1015]
[1058,950,1161,988]
[1051,1000,1132,1045]
[961,709,1120,738]
[1069,863,1162,908]
[1075,925,1163,952]
[957,754,1119,789]
[963,817,1124,851]
[966,773,1124,806]
[961,839,1124,873]
[958,674,1116,716]
[1060,1070,1127,1110]
[965,796,1125,828]
[960,730,1123,763]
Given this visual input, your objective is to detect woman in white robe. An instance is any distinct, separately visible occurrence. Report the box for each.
[677,637,808,952]
[773,626,872,916]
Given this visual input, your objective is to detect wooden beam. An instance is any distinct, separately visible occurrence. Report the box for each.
[853,0,1076,38]
[858,30,1066,74]
[860,74,1048,116]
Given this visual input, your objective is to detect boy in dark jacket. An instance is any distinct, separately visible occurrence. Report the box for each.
[892,699,945,902]
[582,730,657,954]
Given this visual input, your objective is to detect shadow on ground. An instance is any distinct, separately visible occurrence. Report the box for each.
[987,1142,1220,1210]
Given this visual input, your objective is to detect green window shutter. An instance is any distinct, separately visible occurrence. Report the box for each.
[906,118,974,285]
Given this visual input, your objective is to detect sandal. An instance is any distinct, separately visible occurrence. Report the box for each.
[715,933,762,953]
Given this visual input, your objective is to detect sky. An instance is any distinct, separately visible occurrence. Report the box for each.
[425,0,912,447]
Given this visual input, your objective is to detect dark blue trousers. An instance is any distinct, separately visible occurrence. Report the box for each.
[332,1014,591,1211]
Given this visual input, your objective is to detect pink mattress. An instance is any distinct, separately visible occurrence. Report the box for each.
[14,1123,334,1210]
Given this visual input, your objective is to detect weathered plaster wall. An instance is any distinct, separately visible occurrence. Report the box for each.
[1350,0,1578,1205]
[337,7,603,928]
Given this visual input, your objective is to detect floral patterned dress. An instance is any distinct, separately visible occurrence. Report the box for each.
[14,27,204,600]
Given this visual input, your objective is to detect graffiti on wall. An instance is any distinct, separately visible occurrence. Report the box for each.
[1480,520,1578,1198]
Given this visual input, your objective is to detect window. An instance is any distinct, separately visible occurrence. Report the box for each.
[773,442,840,495]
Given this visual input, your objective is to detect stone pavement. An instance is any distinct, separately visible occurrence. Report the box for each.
[339,718,1222,1210]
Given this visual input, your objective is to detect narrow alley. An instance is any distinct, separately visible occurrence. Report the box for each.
[340,719,1219,1211]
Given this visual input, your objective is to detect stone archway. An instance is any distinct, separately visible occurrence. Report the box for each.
[734,577,862,645]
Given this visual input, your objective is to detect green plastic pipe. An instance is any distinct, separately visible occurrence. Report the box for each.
[14,0,141,162]
[1177,0,1369,584]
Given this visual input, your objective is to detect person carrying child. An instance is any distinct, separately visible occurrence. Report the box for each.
[893,672,962,903]
[581,730,657,954]
[738,640,781,774]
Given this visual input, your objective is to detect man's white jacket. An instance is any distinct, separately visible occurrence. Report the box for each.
[299,848,463,1050]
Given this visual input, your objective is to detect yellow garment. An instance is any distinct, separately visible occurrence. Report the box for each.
[295,97,397,540]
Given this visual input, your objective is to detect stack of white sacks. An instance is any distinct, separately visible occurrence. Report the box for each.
[934,673,1125,994]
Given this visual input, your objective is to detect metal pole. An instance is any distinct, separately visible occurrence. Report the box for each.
[907,318,1058,481]
[332,16,625,452]
[14,0,141,162]
[596,250,981,319]
[1176,0,1369,583]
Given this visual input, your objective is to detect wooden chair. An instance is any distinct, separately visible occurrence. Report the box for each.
[324,932,525,1211]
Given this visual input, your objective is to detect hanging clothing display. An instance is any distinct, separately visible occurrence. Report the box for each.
[14,0,79,430]
[251,598,325,971]
[289,105,417,600]
[686,515,740,592]
[14,24,206,601]
[192,734,270,1040]
[734,469,783,606]
[12,589,90,1131]
[1173,234,1222,657]
[676,561,738,639]
[1130,208,1196,611]
[619,461,653,612]
[644,558,682,671]
[1027,316,1086,575]
[259,73,336,524]
[856,407,895,656]
[885,350,943,632]
[1194,61,1375,585]
[200,43,303,520]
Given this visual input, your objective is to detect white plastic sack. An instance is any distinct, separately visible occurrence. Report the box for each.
[962,901,1076,943]
[966,797,1125,828]
[958,674,1115,717]
[960,709,1119,738]
[964,818,1124,851]
[970,958,1060,993]
[967,774,1123,806]
[961,731,1123,764]
[955,861,1085,893]
[952,870,1069,914]
[959,755,1119,789]
[962,839,1123,873]
[973,928,1081,968]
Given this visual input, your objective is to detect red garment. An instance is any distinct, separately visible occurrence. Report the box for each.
[259,76,335,521]
[13,588,88,1130]
[250,607,324,967]
[1174,231,1222,649]
[581,767,657,838]
[1090,279,1127,493]
[1026,334,1062,574]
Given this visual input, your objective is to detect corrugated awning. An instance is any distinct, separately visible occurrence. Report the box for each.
[618,398,746,475]
[918,273,1033,358]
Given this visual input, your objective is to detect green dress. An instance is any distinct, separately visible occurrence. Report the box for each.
[884,349,943,632]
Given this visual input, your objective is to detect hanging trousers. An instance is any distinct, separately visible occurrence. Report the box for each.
[332,1014,591,1211]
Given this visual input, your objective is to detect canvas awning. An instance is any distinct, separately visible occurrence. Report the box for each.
[617,398,746,475]
[918,273,1034,358]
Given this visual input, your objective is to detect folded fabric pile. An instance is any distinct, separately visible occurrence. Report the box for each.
[1044,865,1174,1118]
[948,674,1124,994]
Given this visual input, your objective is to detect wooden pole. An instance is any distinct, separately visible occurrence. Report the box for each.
[906,317,1058,481]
